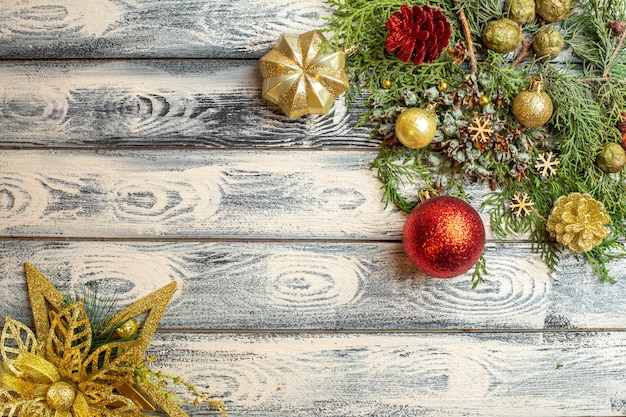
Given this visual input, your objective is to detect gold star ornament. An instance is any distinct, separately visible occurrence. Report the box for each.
[259,30,350,119]
[0,263,226,417]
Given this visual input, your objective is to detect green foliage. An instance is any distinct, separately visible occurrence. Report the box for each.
[326,0,626,284]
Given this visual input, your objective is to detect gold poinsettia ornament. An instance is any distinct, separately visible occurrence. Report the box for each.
[0,263,226,417]
[259,30,349,118]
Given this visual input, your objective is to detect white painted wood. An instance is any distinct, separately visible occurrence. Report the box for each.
[0,0,331,59]
[0,149,404,239]
[144,331,626,417]
[1,1,625,416]
[0,60,368,148]
[0,241,623,331]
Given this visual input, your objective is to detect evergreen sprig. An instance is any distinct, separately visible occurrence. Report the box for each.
[326,0,626,283]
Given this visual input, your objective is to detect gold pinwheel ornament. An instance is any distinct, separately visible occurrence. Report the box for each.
[0,263,225,417]
[259,30,350,119]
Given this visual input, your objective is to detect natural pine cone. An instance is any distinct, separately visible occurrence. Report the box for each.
[546,193,610,252]
[385,4,451,65]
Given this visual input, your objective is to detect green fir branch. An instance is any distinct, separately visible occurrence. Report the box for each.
[326,0,626,284]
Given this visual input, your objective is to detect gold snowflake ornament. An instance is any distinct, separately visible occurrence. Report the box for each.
[509,192,535,217]
[535,151,560,177]
[468,114,494,143]
[0,263,192,417]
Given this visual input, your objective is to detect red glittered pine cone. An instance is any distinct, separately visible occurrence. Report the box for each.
[385,4,451,65]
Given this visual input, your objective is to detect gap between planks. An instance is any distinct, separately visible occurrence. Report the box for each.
[157,328,626,334]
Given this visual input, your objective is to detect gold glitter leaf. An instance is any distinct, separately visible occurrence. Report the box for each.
[24,262,66,344]
[79,343,139,395]
[46,302,92,383]
[101,281,177,368]
[1,317,40,369]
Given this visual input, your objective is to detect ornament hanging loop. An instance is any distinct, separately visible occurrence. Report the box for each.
[528,73,546,93]
[344,42,360,58]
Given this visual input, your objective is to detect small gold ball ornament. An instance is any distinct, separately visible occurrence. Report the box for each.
[47,381,76,411]
[512,74,553,128]
[395,105,437,149]
[478,95,490,107]
[116,319,140,339]
[381,79,392,89]
[437,81,448,92]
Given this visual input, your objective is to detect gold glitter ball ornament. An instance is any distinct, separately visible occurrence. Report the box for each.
[259,30,349,119]
[116,319,140,339]
[47,381,76,411]
[512,75,553,127]
[437,81,448,92]
[546,193,610,252]
[395,105,437,149]
[478,95,490,107]
[381,79,392,89]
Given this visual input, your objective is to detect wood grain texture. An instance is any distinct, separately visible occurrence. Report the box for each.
[0,149,403,239]
[0,0,331,59]
[0,60,369,148]
[2,1,625,416]
[1,241,623,331]
[142,331,626,417]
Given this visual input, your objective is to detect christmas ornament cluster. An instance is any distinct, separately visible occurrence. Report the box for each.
[260,0,626,284]
[0,263,227,417]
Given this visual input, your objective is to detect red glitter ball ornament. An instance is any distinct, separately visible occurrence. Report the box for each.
[402,196,486,278]
[385,4,452,65]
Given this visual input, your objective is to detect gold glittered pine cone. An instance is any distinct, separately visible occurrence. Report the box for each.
[546,193,611,252]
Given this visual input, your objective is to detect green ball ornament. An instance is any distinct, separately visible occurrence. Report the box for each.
[395,106,437,149]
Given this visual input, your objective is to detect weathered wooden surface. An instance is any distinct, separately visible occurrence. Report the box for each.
[1,242,624,331]
[0,0,331,59]
[1,0,625,416]
[0,60,369,148]
[145,332,626,417]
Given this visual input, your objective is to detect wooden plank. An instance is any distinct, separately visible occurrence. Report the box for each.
[0,149,619,244]
[139,331,626,417]
[0,149,403,239]
[0,60,369,148]
[0,0,330,59]
[1,241,623,330]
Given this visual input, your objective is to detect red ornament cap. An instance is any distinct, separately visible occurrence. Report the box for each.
[402,196,486,278]
[385,4,452,65]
